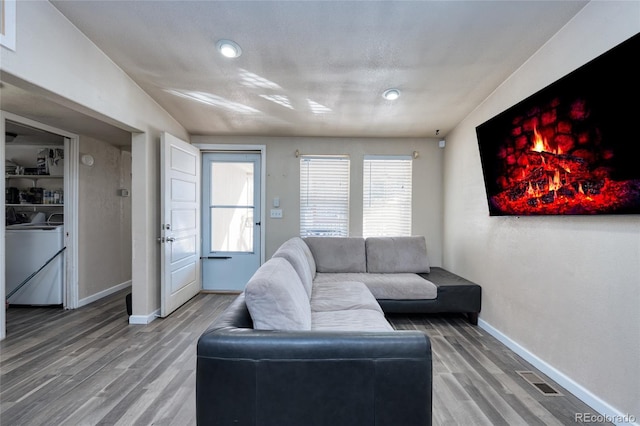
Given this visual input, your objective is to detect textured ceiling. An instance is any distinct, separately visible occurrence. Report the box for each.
[4,1,588,142]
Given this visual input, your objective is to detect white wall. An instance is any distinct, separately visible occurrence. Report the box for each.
[192,136,444,262]
[78,136,131,301]
[443,2,639,422]
[1,1,189,321]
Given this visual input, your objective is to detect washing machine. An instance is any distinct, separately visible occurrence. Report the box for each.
[6,224,64,305]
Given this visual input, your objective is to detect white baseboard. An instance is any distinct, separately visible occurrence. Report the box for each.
[77,281,159,325]
[128,309,159,325]
[77,280,131,308]
[479,319,638,426]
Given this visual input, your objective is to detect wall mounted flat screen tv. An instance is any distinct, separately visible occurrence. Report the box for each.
[476,33,640,216]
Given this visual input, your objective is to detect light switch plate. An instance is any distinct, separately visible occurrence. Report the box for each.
[270,209,283,218]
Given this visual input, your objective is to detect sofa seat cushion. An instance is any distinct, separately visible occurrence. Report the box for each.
[311,281,383,314]
[366,236,430,273]
[303,237,367,273]
[312,309,393,331]
[314,273,438,300]
[245,257,312,331]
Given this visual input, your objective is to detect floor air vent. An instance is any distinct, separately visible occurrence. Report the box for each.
[517,371,563,396]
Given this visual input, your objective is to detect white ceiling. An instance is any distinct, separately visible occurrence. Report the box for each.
[4,1,589,143]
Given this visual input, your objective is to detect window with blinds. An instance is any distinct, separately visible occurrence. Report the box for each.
[300,155,350,237]
[363,155,412,237]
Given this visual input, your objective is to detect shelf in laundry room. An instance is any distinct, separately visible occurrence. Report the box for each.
[5,204,63,207]
[6,174,63,180]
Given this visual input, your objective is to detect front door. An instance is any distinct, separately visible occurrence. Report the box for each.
[201,152,261,291]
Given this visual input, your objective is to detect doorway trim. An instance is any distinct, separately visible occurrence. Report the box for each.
[193,143,266,268]
[1,111,80,340]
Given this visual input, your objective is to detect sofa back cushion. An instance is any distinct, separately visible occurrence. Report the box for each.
[244,257,312,330]
[272,237,315,298]
[366,236,431,273]
[293,236,317,277]
[303,237,367,273]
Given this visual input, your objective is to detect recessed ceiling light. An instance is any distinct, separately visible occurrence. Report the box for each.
[216,39,242,58]
[382,88,400,100]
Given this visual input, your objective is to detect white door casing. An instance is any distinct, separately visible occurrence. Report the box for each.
[160,132,201,317]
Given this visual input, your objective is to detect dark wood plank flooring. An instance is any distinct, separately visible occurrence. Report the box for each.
[1,290,608,425]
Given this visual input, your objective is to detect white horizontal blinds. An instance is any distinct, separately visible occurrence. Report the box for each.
[300,155,350,237]
[363,155,412,237]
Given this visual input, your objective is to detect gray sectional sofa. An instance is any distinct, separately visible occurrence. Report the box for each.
[196,235,481,425]
[287,235,481,325]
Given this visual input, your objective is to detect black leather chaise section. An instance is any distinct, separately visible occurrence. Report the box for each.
[378,267,482,324]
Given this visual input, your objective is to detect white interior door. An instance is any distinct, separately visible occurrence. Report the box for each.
[160,132,201,317]
[201,152,261,291]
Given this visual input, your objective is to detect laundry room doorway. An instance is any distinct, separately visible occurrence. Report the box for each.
[1,112,80,339]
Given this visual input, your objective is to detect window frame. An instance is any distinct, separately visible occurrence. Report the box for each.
[299,155,350,238]
[362,154,413,237]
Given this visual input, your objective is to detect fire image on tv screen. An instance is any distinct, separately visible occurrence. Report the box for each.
[476,33,640,216]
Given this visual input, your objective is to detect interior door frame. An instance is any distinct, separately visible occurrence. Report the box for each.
[193,143,266,269]
[1,111,80,340]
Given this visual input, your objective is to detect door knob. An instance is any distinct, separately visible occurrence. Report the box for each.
[166,237,175,242]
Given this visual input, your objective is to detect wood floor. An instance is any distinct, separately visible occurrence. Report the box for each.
[1,289,608,425]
